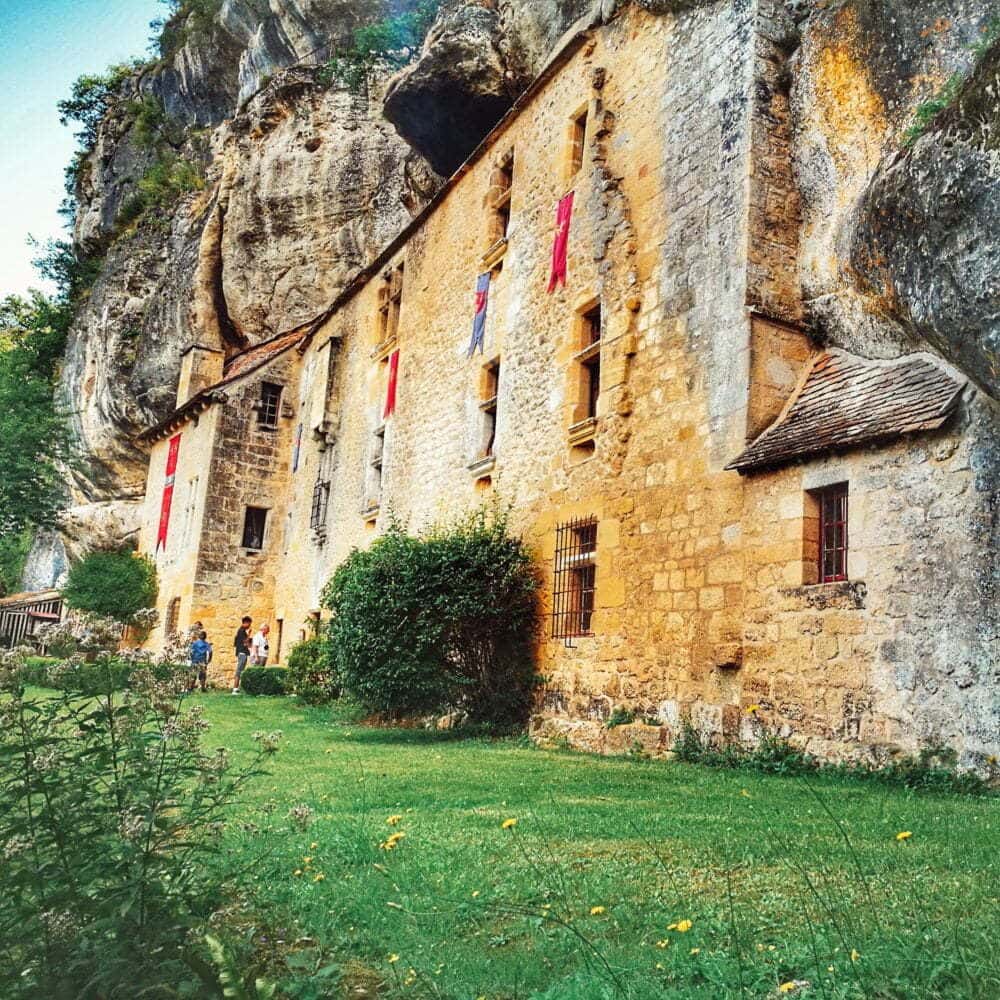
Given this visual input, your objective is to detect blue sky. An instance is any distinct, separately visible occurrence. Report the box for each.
[0,0,161,298]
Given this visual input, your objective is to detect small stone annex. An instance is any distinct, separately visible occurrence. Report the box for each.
[135,1,998,768]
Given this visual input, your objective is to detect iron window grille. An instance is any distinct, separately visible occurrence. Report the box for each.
[311,480,330,532]
[818,483,849,583]
[258,382,283,429]
[552,516,598,640]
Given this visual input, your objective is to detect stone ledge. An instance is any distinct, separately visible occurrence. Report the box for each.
[779,580,867,610]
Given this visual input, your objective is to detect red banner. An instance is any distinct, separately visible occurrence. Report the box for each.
[384,349,400,419]
[156,434,181,553]
[547,191,575,293]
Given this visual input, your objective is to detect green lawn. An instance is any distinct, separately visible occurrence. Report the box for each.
[200,694,1000,1000]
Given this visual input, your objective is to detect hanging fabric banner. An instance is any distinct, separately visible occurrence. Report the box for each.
[292,422,303,473]
[384,349,400,419]
[156,433,181,553]
[467,271,491,356]
[547,191,575,293]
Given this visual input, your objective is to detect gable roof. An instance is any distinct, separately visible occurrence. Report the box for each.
[137,329,308,444]
[727,350,966,474]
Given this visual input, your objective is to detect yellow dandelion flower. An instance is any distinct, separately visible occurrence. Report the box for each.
[303,856,313,865]
[655,962,664,970]
[741,789,751,798]
[388,954,400,964]
[675,919,693,933]
[850,949,860,963]
[896,831,913,841]
[656,940,670,949]
[690,948,701,956]
[778,984,797,994]
[471,890,480,898]
[313,873,325,883]
[310,842,318,850]
[827,966,834,972]
[590,906,606,916]
[293,869,303,877]
[501,818,517,830]
[387,815,403,826]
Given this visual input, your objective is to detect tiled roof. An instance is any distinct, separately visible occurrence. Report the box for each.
[0,589,61,608]
[137,330,308,443]
[727,350,966,474]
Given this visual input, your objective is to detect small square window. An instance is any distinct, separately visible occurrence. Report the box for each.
[258,382,282,429]
[242,507,268,550]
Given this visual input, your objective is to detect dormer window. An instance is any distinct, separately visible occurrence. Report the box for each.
[258,382,283,429]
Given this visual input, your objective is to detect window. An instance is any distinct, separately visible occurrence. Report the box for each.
[568,105,588,176]
[552,516,598,639]
[489,150,514,246]
[258,382,283,429]
[311,479,330,532]
[242,507,268,550]
[479,358,500,460]
[182,476,199,545]
[365,426,385,514]
[376,263,404,346]
[578,303,602,421]
[165,597,181,637]
[818,483,849,583]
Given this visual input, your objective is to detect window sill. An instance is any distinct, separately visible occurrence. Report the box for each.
[241,548,263,557]
[573,340,602,364]
[468,455,496,477]
[568,417,598,447]
[779,580,867,610]
[371,338,398,362]
[361,504,381,522]
[482,238,508,269]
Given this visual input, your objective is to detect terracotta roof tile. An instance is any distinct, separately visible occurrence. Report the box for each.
[727,350,966,474]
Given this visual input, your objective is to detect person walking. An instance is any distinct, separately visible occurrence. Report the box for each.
[233,615,252,694]
[250,623,271,667]
[189,630,213,692]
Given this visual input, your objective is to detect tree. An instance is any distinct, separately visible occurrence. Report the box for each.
[62,550,159,625]
[323,506,540,727]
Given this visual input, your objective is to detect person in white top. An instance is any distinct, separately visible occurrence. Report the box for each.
[250,623,270,666]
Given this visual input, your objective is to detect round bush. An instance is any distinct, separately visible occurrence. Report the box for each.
[240,667,288,697]
[63,549,158,625]
[323,507,540,727]
[286,636,338,705]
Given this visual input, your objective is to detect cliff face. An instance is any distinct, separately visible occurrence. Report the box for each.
[32,0,1000,584]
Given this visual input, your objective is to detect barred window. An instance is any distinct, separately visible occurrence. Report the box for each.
[552,516,598,639]
[818,483,848,583]
[311,479,330,532]
[258,382,283,429]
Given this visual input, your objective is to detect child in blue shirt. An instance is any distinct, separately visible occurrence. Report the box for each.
[189,631,213,692]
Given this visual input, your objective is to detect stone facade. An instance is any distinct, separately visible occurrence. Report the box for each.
[136,2,998,769]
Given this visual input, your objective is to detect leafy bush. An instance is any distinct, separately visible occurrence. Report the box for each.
[324,506,540,727]
[57,62,139,148]
[62,549,158,625]
[0,644,278,999]
[117,152,205,228]
[241,667,289,697]
[286,636,338,705]
[319,0,440,91]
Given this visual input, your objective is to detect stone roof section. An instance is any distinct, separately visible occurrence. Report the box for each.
[727,350,966,474]
[137,330,308,443]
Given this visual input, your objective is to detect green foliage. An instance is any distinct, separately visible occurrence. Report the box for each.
[319,0,441,92]
[57,62,139,148]
[30,237,104,304]
[323,506,540,727]
[0,649,277,1000]
[241,667,289,697]
[125,95,179,149]
[605,707,636,729]
[0,531,32,597]
[117,151,205,228]
[286,636,338,705]
[151,0,225,61]
[672,717,988,794]
[62,549,158,625]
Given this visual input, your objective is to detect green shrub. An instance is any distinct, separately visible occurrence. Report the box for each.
[241,667,289,697]
[0,647,278,999]
[286,636,338,705]
[62,548,158,625]
[323,506,540,727]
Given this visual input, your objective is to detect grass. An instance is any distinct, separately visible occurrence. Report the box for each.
[188,694,999,998]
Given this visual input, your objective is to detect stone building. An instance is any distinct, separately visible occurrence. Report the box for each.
[136,1,998,766]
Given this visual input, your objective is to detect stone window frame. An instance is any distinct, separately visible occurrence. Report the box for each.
[241,506,269,552]
[374,262,404,354]
[566,101,590,181]
[483,147,515,267]
[256,381,284,430]
[362,424,386,521]
[568,297,603,455]
[552,515,599,640]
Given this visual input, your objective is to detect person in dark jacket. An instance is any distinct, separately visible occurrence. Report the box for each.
[232,616,252,694]
[189,631,213,692]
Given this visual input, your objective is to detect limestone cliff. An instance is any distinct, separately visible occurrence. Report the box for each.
[31,0,1000,585]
